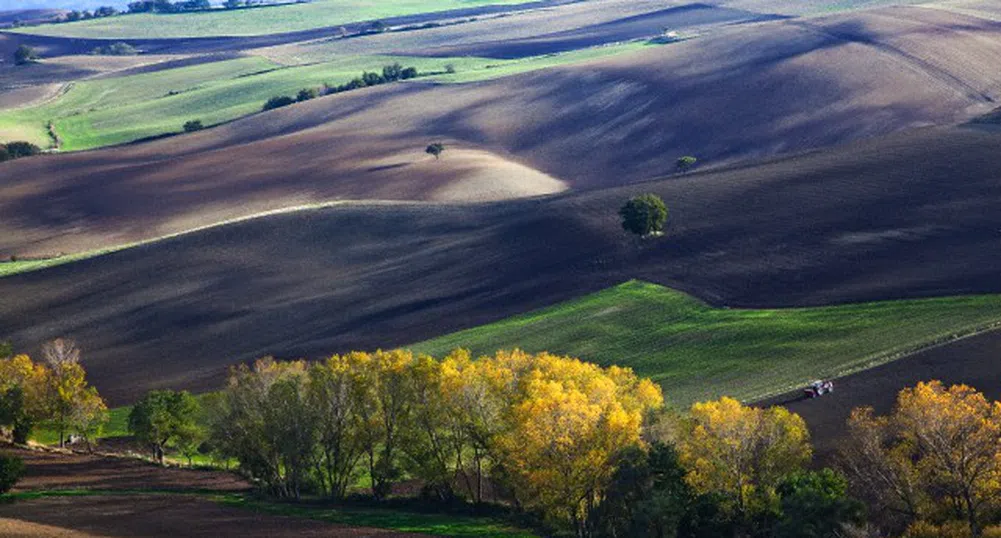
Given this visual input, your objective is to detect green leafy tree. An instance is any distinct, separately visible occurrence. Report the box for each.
[425,142,445,160]
[14,45,39,66]
[0,386,34,444]
[593,443,693,537]
[0,454,24,494]
[382,63,404,82]
[262,95,295,111]
[773,469,864,538]
[676,156,697,172]
[128,390,201,465]
[619,194,668,237]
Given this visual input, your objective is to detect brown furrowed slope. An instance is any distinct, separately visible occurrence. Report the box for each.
[2,125,1001,404]
[3,6,1001,257]
[769,329,1001,458]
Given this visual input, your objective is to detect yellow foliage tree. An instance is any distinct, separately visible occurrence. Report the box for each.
[678,397,811,520]
[486,350,663,537]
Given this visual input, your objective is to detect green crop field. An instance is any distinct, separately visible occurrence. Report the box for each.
[0,42,656,151]
[11,0,538,39]
[411,281,1001,407]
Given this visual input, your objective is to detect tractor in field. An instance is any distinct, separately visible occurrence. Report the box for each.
[804,380,834,398]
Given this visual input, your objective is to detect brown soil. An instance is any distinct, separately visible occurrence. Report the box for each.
[2,447,250,492]
[767,328,1001,460]
[3,7,1001,257]
[0,495,426,537]
[3,124,1001,404]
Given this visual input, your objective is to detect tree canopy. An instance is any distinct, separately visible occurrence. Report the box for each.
[619,193,668,237]
[128,390,201,465]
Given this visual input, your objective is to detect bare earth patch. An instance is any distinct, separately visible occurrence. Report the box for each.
[0,495,426,538]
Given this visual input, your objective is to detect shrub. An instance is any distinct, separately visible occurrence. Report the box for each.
[676,155,697,172]
[92,42,139,56]
[14,45,39,66]
[444,63,456,74]
[619,194,668,237]
[262,95,295,111]
[382,63,404,82]
[0,454,23,494]
[361,71,384,86]
[4,142,41,159]
[0,146,9,163]
[400,67,419,80]
[183,120,204,132]
[296,88,318,102]
[425,142,445,160]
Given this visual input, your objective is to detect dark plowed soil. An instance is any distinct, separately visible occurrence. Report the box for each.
[2,447,250,492]
[3,125,1001,404]
[0,495,427,537]
[764,329,1001,459]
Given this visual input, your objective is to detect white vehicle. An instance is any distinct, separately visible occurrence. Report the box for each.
[804,380,834,398]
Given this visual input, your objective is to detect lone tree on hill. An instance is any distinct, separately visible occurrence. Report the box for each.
[620,194,668,237]
[676,155,697,173]
[425,142,445,160]
[14,45,39,66]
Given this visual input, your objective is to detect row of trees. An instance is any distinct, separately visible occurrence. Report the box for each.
[261,64,421,112]
[126,348,858,537]
[127,0,211,13]
[0,340,107,448]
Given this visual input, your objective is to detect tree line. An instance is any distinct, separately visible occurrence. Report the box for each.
[261,63,421,112]
[0,141,42,163]
[7,338,1001,537]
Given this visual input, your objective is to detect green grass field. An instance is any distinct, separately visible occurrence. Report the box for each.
[30,405,131,445]
[0,42,655,150]
[221,496,537,538]
[411,281,1001,406]
[11,0,538,39]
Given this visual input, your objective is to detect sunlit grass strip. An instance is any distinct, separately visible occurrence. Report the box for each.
[411,281,1001,407]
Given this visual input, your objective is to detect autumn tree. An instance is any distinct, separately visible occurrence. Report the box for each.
[0,354,48,443]
[39,340,106,448]
[843,382,1001,537]
[619,194,668,237]
[211,358,316,499]
[488,350,664,537]
[358,350,416,499]
[307,354,369,499]
[677,397,812,529]
[128,390,201,464]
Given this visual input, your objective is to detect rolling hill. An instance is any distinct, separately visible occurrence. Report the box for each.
[3,124,1001,404]
[2,6,999,258]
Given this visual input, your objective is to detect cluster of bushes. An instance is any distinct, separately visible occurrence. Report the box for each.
[59,6,120,22]
[127,0,211,13]
[0,340,107,448]
[91,42,139,56]
[0,142,42,163]
[260,64,421,112]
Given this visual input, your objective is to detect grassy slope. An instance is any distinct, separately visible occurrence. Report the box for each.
[412,281,1001,407]
[0,42,654,150]
[10,0,537,39]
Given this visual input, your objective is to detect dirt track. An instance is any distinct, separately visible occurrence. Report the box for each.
[3,6,1000,256]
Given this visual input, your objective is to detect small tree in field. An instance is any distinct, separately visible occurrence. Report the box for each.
[425,142,445,160]
[14,45,39,66]
[676,155,697,173]
[620,194,668,237]
[183,120,204,133]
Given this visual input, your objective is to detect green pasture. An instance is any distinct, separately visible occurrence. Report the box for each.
[0,41,655,151]
[11,0,539,39]
[412,280,1001,407]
